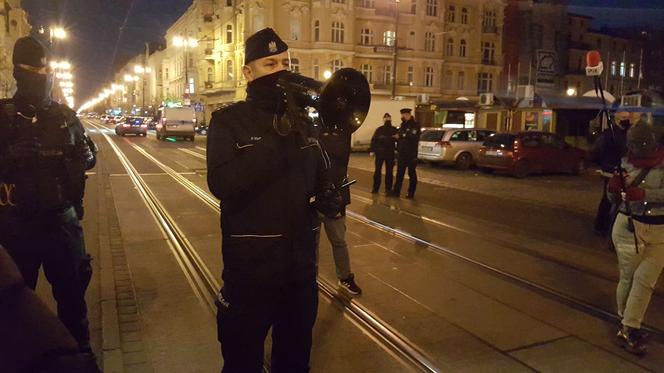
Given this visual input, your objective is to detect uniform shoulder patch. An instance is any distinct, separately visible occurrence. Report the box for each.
[211,101,247,127]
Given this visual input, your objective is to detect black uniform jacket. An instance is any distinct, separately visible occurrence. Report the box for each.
[396,118,421,160]
[207,101,326,285]
[319,131,351,214]
[370,123,398,159]
[590,126,627,174]
[0,100,96,217]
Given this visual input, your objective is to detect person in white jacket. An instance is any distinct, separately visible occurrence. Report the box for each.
[608,122,664,355]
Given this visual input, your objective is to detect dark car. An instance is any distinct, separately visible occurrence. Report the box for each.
[115,116,148,137]
[477,131,586,178]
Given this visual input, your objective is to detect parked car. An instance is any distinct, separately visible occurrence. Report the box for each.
[195,122,208,135]
[115,116,148,137]
[418,128,495,169]
[477,131,586,178]
[100,114,110,123]
[155,106,196,141]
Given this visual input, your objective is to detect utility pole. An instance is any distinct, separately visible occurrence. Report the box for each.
[391,0,400,99]
[143,42,148,114]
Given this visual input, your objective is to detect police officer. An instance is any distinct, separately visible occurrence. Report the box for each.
[0,36,97,352]
[391,108,420,199]
[370,112,398,194]
[207,28,339,373]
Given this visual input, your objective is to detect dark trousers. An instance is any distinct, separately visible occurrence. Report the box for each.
[0,207,92,347]
[372,156,395,193]
[217,276,318,373]
[394,157,418,196]
[595,178,613,235]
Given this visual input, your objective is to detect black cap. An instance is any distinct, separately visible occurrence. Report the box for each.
[383,112,391,117]
[244,28,288,65]
[400,108,412,114]
[13,36,48,68]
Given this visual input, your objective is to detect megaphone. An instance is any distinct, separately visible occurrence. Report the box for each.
[277,68,371,134]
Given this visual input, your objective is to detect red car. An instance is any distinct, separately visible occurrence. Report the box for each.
[477,131,586,178]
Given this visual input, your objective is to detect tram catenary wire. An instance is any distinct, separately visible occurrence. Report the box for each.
[87,120,438,373]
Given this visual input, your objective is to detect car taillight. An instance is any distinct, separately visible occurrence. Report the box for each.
[122,123,130,128]
[193,118,197,123]
[436,141,451,147]
[140,124,147,128]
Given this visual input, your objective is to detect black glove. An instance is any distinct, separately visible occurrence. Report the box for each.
[8,137,41,164]
[313,183,344,219]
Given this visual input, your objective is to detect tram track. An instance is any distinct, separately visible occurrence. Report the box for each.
[88,121,439,373]
[171,140,664,342]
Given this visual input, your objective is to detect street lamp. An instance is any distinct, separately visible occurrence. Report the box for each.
[323,70,332,80]
[566,88,577,96]
[172,35,199,102]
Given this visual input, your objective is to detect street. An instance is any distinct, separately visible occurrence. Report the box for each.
[35,118,663,372]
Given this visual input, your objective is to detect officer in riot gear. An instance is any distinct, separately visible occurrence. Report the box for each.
[207,28,343,373]
[0,36,97,352]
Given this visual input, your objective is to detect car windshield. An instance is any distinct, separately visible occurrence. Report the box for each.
[125,117,144,124]
[483,134,515,150]
[420,130,444,142]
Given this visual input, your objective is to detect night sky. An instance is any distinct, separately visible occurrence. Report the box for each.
[19,0,664,108]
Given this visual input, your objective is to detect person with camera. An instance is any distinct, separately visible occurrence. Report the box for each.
[0,36,97,353]
[370,113,398,194]
[391,108,420,199]
[608,123,664,356]
[207,28,342,372]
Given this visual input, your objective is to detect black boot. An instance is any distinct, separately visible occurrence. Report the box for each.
[616,326,648,355]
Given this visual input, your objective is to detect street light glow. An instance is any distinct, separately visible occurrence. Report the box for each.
[566,88,577,96]
[56,72,73,80]
[323,70,332,80]
[135,65,145,74]
[59,81,74,88]
[173,36,198,48]
[51,27,67,40]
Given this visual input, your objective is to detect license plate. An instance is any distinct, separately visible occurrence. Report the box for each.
[486,150,500,156]
[421,146,433,152]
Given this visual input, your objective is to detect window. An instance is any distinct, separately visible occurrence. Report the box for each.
[332,0,345,3]
[226,60,234,81]
[291,58,300,73]
[313,58,320,79]
[226,0,233,6]
[611,61,617,76]
[290,20,301,40]
[384,64,392,84]
[314,20,320,41]
[360,64,373,82]
[411,0,417,14]
[426,0,437,16]
[620,61,626,77]
[481,42,495,63]
[630,63,635,78]
[360,28,373,45]
[165,68,169,79]
[477,72,493,93]
[360,0,375,7]
[482,10,496,27]
[446,38,454,56]
[457,71,465,89]
[450,131,469,141]
[226,25,233,43]
[461,8,468,24]
[444,70,452,88]
[424,32,435,52]
[188,77,195,94]
[383,30,396,46]
[424,67,434,87]
[408,31,416,49]
[332,21,345,43]
[447,5,455,22]
[332,59,343,72]
[207,67,213,82]
[459,39,467,57]
[407,66,414,84]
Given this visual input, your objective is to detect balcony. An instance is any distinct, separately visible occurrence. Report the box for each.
[482,59,497,65]
[204,48,215,60]
[204,81,213,89]
[373,45,395,54]
[482,25,498,34]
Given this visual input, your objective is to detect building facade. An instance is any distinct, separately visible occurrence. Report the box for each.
[0,0,31,98]
[118,0,506,123]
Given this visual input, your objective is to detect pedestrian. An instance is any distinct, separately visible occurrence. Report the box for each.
[591,110,631,237]
[370,113,398,194]
[391,108,421,199]
[608,123,664,356]
[207,28,342,373]
[0,36,97,353]
[318,128,362,296]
